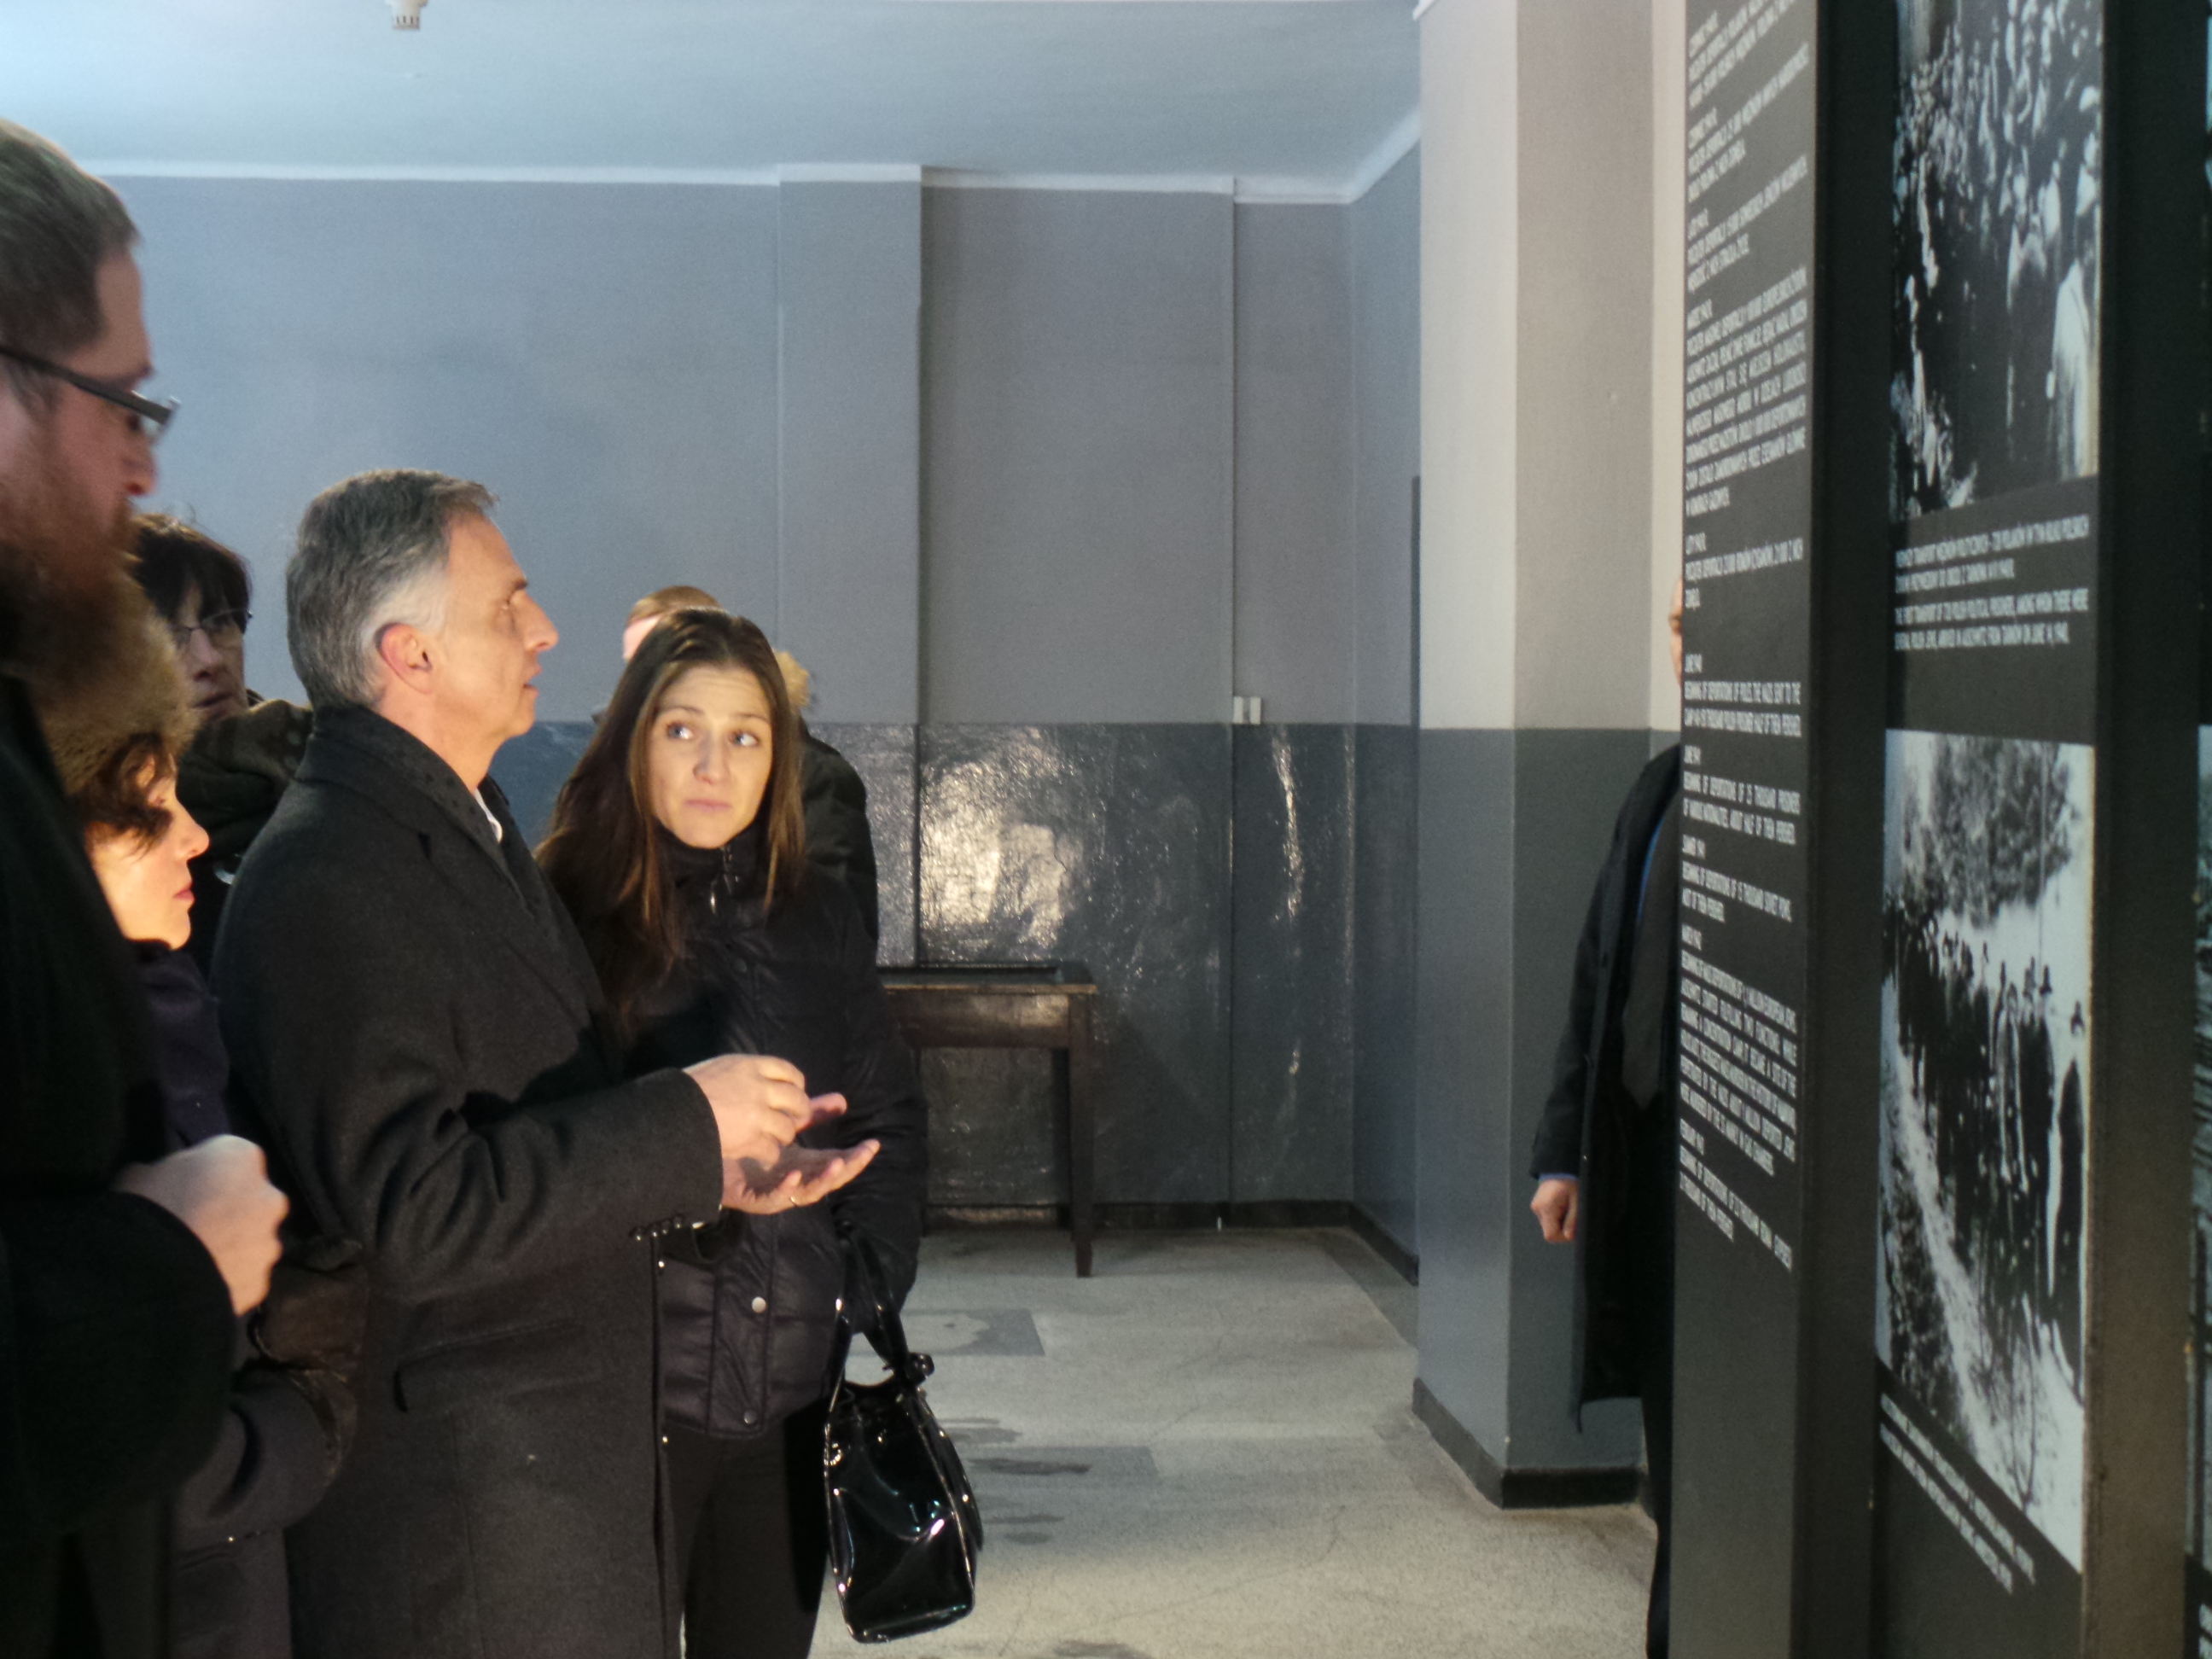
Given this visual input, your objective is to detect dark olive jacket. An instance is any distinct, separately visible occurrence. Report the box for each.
[213,707,724,1659]
[0,672,236,1659]
[800,731,880,944]
[1528,745,1681,1412]
[175,695,311,971]
[626,825,927,1440]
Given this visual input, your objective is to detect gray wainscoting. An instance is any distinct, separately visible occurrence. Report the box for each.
[917,724,1234,1207]
[1353,722,1420,1263]
[1231,725,1355,1204]
[1414,725,1650,1485]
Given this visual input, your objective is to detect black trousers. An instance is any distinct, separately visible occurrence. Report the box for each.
[1627,1105,1677,1659]
[666,1404,831,1659]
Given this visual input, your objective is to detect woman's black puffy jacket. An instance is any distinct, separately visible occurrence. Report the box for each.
[626,823,928,1439]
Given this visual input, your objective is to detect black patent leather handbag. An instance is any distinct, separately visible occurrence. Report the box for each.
[824,1243,983,1643]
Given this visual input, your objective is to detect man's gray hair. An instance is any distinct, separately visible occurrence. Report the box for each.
[0,123,137,405]
[288,469,498,709]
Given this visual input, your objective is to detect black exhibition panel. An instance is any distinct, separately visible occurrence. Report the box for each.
[1668,1,1889,1655]
[1672,1,2202,1656]
[1869,1,2198,1656]
[2195,20,2212,1638]
[1871,0,2104,1648]
[1870,0,2200,1653]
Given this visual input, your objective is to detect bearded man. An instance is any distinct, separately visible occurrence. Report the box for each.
[0,123,289,1659]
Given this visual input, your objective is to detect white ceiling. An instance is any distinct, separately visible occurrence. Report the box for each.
[4,0,1419,200]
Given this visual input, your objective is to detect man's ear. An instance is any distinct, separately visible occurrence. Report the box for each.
[373,621,435,698]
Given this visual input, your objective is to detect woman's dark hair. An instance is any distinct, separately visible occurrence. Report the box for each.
[132,513,250,623]
[539,608,806,1029]
[72,732,177,847]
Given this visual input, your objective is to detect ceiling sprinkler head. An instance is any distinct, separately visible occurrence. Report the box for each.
[389,0,426,28]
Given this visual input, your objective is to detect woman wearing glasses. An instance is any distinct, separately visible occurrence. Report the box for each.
[540,608,927,1659]
[131,515,311,963]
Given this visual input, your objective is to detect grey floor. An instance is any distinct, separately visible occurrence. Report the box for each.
[813,1228,1653,1659]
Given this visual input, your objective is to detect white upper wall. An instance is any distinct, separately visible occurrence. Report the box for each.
[9,0,1416,201]
[1648,0,1688,735]
[1418,0,1519,731]
[1511,0,1655,731]
[1418,0,1673,734]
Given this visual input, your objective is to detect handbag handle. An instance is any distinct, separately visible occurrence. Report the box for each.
[837,1232,932,1388]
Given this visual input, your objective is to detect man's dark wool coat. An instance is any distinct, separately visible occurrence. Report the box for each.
[1529,744,1682,1413]
[0,673,237,1659]
[214,707,725,1659]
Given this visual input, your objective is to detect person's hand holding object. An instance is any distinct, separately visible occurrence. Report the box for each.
[114,1134,289,1313]
[725,1094,878,1214]
[685,1053,817,1167]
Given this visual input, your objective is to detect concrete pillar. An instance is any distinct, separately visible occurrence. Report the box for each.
[1413,0,1661,1498]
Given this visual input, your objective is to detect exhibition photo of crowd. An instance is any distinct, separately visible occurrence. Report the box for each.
[1890,0,2101,517]
[1877,731,2090,1566]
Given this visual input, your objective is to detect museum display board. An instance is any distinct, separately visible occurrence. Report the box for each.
[1671,3,2199,1656]
[1871,3,2100,1650]
[1670,3,1873,1655]
[2190,11,2212,1643]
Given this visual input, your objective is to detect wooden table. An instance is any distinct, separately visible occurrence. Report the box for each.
[879,963,1098,1277]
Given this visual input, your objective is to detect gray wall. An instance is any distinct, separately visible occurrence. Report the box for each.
[1234,204,1355,725]
[921,187,1233,725]
[776,181,923,725]
[128,166,1420,1221]
[125,178,785,721]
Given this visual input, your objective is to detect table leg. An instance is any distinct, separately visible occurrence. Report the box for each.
[1067,999,1095,1278]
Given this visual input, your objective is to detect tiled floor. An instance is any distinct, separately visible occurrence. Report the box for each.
[812,1228,1653,1659]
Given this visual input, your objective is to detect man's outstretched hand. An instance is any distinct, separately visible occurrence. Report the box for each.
[725,1115,880,1215]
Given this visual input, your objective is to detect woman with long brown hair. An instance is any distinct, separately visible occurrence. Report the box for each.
[540,608,928,1659]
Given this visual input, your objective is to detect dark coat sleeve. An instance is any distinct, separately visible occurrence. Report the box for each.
[1528,750,1679,1184]
[1530,835,1623,1182]
[168,1367,335,1551]
[0,1197,236,1546]
[801,737,881,946]
[816,887,928,1310]
[216,841,723,1304]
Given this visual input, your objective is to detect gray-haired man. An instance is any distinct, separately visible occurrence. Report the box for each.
[216,469,867,1659]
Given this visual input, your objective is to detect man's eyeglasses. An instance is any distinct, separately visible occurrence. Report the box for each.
[171,610,249,653]
[0,344,178,446]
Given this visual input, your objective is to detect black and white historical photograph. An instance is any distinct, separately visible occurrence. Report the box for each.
[2191,728,2212,1580]
[1878,731,2091,1564]
[1892,0,2104,518]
